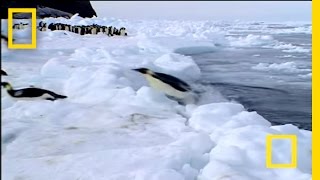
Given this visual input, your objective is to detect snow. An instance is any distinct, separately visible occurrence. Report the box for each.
[1,16,311,180]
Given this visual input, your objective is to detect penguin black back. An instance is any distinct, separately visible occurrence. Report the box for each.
[133,68,192,92]
[1,82,67,101]
[152,72,192,92]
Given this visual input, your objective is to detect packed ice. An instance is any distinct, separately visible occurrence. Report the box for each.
[1,16,311,180]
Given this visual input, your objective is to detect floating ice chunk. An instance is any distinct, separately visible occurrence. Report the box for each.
[299,73,312,79]
[252,62,311,73]
[272,43,311,53]
[227,34,275,47]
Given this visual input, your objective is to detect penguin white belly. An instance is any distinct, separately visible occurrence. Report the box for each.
[144,75,188,99]
[92,28,97,34]
[120,30,125,36]
[10,92,54,101]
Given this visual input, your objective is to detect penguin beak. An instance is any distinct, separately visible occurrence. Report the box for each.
[132,68,141,73]
[132,68,149,74]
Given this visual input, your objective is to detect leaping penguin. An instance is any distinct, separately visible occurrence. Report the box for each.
[1,82,67,101]
[132,68,193,100]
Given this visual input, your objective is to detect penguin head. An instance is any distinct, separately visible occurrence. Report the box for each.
[1,82,13,90]
[1,69,8,76]
[132,68,153,75]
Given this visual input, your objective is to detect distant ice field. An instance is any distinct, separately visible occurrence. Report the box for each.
[191,32,311,130]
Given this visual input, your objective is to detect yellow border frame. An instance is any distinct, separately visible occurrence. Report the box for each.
[8,8,37,49]
[266,134,297,168]
[312,0,317,179]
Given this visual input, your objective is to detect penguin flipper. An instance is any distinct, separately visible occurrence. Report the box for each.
[44,90,67,100]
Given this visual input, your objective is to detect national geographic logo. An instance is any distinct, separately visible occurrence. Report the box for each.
[8,8,37,49]
[266,134,297,169]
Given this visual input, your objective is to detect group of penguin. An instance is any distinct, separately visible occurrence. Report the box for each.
[38,21,128,36]
[12,21,128,37]
[1,29,192,103]
[12,22,29,30]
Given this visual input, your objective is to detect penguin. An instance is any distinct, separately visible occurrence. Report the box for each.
[132,68,192,100]
[113,27,119,35]
[104,26,109,35]
[73,26,78,34]
[1,69,8,76]
[96,26,102,34]
[91,26,97,34]
[119,27,127,36]
[108,26,114,36]
[13,23,28,29]
[39,21,45,27]
[85,27,91,34]
[22,23,28,29]
[39,26,46,31]
[12,23,20,29]
[80,26,86,35]
[60,24,65,30]
[38,22,47,31]
[64,25,71,32]
[1,82,67,101]
[48,23,55,31]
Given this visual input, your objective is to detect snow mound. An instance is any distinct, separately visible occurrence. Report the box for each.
[188,102,271,139]
[199,125,311,180]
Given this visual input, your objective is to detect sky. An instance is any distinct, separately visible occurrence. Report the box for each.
[91,1,311,22]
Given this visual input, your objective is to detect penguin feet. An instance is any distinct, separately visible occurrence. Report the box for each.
[45,98,56,101]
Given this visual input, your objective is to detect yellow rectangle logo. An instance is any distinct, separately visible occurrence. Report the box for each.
[266,134,297,168]
[8,8,37,49]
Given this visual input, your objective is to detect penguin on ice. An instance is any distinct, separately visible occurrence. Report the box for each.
[133,68,195,103]
[1,82,67,101]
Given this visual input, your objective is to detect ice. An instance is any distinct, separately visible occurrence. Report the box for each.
[153,53,201,81]
[227,34,275,47]
[199,125,311,180]
[252,62,311,73]
[41,58,71,78]
[272,43,311,53]
[1,17,311,180]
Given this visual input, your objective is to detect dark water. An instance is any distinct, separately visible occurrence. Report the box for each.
[190,33,311,130]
